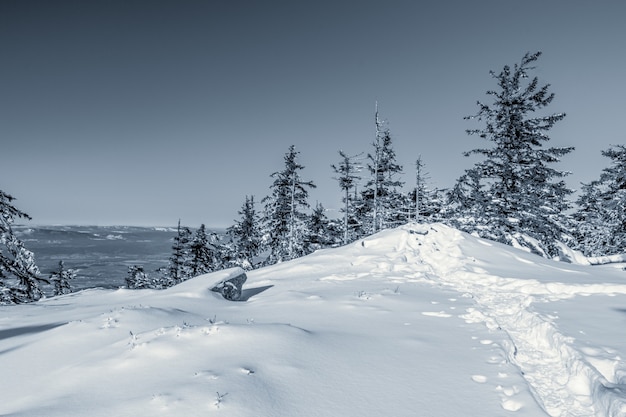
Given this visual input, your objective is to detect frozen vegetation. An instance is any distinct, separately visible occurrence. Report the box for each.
[1,223,626,416]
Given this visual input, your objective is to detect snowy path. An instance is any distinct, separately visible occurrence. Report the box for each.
[406,224,626,417]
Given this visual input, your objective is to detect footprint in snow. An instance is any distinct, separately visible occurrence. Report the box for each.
[421,311,452,318]
[501,399,523,412]
[471,375,487,383]
[193,370,219,380]
[496,386,523,411]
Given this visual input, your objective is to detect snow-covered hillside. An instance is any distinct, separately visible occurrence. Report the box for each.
[2,223,626,417]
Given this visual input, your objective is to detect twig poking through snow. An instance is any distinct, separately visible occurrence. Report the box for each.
[214,391,228,408]
[128,331,137,349]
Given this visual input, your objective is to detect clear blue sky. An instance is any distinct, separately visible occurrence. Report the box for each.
[1,0,625,227]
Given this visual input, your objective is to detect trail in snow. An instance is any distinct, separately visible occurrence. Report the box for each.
[401,223,626,417]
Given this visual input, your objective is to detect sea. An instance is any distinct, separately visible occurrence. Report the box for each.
[14,225,187,292]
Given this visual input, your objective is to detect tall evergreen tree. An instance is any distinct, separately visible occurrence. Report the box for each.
[261,145,316,264]
[360,109,405,234]
[331,150,362,245]
[49,260,76,296]
[189,224,216,276]
[448,52,574,258]
[574,145,626,256]
[0,189,44,304]
[227,195,261,270]
[168,219,192,284]
[407,156,442,222]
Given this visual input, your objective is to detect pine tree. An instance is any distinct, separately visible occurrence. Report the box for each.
[0,189,45,304]
[208,231,231,271]
[168,219,192,284]
[407,156,442,222]
[448,52,574,257]
[261,145,316,264]
[126,265,153,289]
[574,145,626,256]
[49,260,76,296]
[306,202,337,250]
[331,150,362,245]
[189,224,216,277]
[227,195,261,270]
[153,266,172,288]
[360,108,405,234]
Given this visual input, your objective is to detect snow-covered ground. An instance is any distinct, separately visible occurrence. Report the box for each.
[2,223,626,416]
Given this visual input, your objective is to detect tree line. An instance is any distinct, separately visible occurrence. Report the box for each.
[2,51,625,301]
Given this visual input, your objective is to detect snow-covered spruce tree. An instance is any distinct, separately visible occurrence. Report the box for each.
[188,224,217,277]
[359,108,405,234]
[448,52,574,258]
[208,230,232,271]
[406,156,442,222]
[331,150,363,245]
[0,189,45,304]
[126,265,153,289]
[261,145,316,264]
[49,260,76,296]
[306,202,339,250]
[227,195,261,270]
[573,145,626,256]
[167,219,193,284]
[445,169,492,231]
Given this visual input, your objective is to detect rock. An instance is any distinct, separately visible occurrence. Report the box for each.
[210,268,247,301]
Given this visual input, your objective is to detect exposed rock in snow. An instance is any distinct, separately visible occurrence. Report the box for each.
[210,267,247,300]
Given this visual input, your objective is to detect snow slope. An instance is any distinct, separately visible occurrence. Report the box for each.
[1,223,626,416]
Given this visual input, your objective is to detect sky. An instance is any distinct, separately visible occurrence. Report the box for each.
[1,0,625,227]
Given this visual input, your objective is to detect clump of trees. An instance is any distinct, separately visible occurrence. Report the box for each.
[573,145,626,256]
[0,190,81,304]
[0,190,46,303]
[6,50,626,300]
[126,221,229,289]
[49,260,76,296]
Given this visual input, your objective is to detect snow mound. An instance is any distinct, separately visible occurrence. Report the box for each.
[1,223,626,416]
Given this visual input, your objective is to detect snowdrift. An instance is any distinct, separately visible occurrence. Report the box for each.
[1,223,626,417]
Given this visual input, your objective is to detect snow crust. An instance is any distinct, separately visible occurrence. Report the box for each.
[1,223,626,416]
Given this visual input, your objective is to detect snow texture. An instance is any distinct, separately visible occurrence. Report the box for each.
[1,223,626,416]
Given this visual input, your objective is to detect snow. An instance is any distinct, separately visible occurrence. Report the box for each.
[2,223,626,416]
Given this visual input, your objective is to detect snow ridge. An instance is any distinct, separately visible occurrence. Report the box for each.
[402,223,626,417]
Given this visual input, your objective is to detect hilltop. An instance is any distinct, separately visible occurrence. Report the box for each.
[1,223,626,416]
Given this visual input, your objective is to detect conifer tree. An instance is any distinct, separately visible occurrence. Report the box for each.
[168,219,192,283]
[261,145,316,264]
[189,224,215,276]
[360,109,405,233]
[331,150,362,244]
[306,202,337,250]
[574,145,626,256]
[0,189,45,304]
[126,265,152,289]
[49,260,76,296]
[407,156,442,222]
[448,52,574,257]
[208,231,231,271]
[227,195,261,270]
